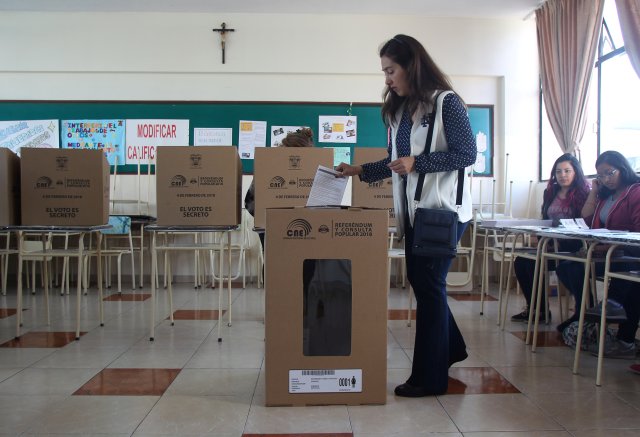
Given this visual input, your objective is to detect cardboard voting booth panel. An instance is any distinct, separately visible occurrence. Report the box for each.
[156,146,241,226]
[253,147,333,229]
[351,148,395,227]
[265,207,388,406]
[21,148,109,226]
[0,148,20,226]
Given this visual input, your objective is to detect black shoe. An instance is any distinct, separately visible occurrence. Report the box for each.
[394,382,442,397]
[511,309,529,322]
[556,315,578,333]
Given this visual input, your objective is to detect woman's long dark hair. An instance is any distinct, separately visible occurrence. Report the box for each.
[541,153,589,219]
[595,150,640,199]
[379,34,454,126]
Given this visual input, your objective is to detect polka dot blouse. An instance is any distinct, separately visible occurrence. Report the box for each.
[360,93,477,183]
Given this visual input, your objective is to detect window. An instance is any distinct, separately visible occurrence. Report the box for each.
[539,0,640,179]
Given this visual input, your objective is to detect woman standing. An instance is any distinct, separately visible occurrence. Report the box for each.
[336,34,477,396]
[510,154,590,322]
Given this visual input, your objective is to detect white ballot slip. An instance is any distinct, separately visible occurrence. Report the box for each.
[306,165,348,207]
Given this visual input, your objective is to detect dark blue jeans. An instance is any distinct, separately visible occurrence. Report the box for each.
[403,214,468,394]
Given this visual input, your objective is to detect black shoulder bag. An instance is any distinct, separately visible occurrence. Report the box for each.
[411,95,464,258]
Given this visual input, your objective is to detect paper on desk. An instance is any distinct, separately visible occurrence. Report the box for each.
[306,165,347,207]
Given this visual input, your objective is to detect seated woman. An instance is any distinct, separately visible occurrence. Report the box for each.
[511,154,589,322]
[556,151,640,358]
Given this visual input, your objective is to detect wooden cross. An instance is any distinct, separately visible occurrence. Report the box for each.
[212,22,235,64]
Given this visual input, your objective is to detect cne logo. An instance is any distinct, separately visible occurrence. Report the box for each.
[170,175,187,187]
[288,155,301,169]
[55,156,68,171]
[269,176,286,188]
[286,219,312,238]
[189,154,202,168]
[35,176,52,189]
[368,180,384,188]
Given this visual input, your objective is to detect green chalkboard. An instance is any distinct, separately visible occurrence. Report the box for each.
[0,101,387,174]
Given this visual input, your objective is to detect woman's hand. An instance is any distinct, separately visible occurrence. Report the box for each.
[388,156,415,176]
[335,162,362,178]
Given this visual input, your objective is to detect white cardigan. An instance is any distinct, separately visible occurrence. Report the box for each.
[391,91,473,239]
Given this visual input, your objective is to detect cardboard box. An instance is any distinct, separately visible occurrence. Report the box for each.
[265,207,389,406]
[351,148,396,227]
[156,146,241,226]
[21,148,109,226]
[253,147,333,229]
[0,148,21,226]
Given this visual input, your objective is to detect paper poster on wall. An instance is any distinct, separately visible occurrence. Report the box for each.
[318,116,357,143]
[125,119,189,164]
[194,127,233,146]
[332,147,351,167]
[0,120,59,154]
[270,125,306,147]
[238,120,267,159]
[61,119,125,165]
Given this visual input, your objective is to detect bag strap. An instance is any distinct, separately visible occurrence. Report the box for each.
[413,92,465,207]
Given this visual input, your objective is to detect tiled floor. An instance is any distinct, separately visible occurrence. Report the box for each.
[0,274,639,436]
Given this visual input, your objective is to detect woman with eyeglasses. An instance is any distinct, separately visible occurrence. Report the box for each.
[510,154,590,323]
[556,151,640,358]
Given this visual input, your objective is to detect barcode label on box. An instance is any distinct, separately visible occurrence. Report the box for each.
[289,369,362,393]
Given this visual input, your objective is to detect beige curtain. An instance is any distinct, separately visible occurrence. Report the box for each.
[536,0,605,155]
[616,0,640,78]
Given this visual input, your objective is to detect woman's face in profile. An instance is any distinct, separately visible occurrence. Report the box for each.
[381,55,409,97]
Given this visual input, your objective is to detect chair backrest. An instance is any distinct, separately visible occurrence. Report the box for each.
[102,215,132,235]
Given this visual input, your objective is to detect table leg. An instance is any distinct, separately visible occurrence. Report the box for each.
[150,232,157,341]
[167,253,174,326]
[573,243,596,374]
[227,231,232,327]
[75,233,85,340]
[15,231,24,338]
[596,244,618,386]
[42,234,50,326]
[96,232,104,327]
[526,237,546,346]
[139,224,144,289]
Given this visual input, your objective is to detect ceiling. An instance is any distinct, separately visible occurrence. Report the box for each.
[0,0,545,20]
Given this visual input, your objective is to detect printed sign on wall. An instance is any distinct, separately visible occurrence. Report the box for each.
[61,119,125,165]
[0,120,59,154]
[125,119,189,164]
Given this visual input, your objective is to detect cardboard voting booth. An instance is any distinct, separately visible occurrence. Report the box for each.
[0,148,20,226]
[156,146,242,226]
[253,147,333,229]
[351,148,395,227]
[21,148,109,226]
[265,207,388,406]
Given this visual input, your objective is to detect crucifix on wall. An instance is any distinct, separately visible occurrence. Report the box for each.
[212,22,235,64]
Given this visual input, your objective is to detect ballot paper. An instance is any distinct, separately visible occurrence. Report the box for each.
[306,165,348,207]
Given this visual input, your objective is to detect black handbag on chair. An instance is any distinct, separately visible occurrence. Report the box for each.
[411,94,465,258]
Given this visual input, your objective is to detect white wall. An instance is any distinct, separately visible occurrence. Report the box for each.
[1,11,541,277]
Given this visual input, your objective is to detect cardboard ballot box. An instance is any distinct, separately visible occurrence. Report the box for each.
[265,207,389,406]
[156,146,241,226]
[351,147,396,227]
[21,148,109,226]
[0,148,21,226]
[253,147,333,229]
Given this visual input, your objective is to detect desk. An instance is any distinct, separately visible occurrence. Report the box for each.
[146,225,238,342]
[586,232,640,386]
[9,225,110,340]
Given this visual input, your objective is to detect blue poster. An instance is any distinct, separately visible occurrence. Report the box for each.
[61,119,126,165]
[467,106,493,176]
